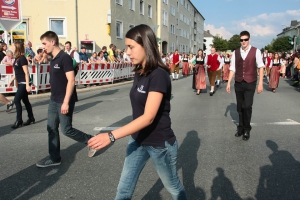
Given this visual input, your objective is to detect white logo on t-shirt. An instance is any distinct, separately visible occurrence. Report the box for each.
[137,85,146,93]
[54,64,60,69]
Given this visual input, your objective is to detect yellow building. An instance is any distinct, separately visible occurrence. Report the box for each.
[1,0,204,55]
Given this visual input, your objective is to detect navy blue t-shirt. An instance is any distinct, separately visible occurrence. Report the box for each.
[130,67,176,147]
[50,50,75,103]
[14,56,28,83]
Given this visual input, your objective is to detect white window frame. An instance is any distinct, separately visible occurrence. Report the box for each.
[129,0,135,10]
[170,24,175,34]
[162,10,168,26]
[48,17,67,37]
[116,20,123,39]
[148,4,152,18]
[171,5,175,16]
[116,0,123,5]
[140,1,144,15]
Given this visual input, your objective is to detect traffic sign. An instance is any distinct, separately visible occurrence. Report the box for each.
[0,0,22,31]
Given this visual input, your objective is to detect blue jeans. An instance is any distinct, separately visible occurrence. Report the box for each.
[115,138,187,200]
[47,100,92,161]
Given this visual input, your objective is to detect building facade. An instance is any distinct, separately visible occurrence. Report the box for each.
[203,30,214,55]
[277,20,300,52]
[0,0,204,55]
[157,0,205,55]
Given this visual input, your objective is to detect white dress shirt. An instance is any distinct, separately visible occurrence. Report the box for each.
[66,50,80,63]
[230,45,264,72]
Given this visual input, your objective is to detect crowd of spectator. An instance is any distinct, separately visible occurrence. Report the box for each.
[1,39,299,88]
[0,40,132,67]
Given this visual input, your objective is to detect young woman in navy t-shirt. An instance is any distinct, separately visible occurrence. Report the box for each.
[9,41,35,128]
[88,24,187,200]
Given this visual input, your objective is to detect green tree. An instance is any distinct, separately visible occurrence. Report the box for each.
[228,34,240,51]
[272,36,293,52]
[212,35,228,51]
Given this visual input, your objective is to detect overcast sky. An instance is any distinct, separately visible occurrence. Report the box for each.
[190,0,300,49]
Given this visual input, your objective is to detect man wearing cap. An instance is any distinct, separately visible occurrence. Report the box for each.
[25,41,36,58]
[79,45,89,64]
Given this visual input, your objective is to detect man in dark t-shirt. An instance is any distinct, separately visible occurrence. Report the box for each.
[36,31,95,168]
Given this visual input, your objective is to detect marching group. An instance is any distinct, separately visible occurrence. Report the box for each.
[163,44,300,95]
[1,26,300,200]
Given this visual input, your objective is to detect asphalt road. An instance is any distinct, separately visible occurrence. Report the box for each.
[1,76,300,200]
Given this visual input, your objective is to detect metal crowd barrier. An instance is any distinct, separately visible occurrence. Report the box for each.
[0,62,134,94]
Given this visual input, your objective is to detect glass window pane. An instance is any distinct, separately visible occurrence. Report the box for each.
[51,20,63,35]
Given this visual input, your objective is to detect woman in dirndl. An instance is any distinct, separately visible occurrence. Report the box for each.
[222,54,230,82]
[182,54,189,76]
[192,49,206,95]
[269,53,283,93]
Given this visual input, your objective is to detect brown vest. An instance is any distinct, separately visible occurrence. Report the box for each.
[235,47,257,83]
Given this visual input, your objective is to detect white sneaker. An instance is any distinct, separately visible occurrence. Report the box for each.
[88,147,97,158]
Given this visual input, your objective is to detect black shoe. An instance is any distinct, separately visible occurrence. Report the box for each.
[23,117,35,126]
[6,101,14,112]
[209,91,214,96]
[11,120,23,129]
[242,131,250,141]
[235,130,244,137]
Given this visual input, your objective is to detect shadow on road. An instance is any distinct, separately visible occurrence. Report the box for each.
[0,118,48,138]
[224,103,239,127]
[255,140,300,200]
[0,143,87,200]
[210,167,244,200]
[73,100,102,114]
[78,88,119,101]
[142,130,205,200]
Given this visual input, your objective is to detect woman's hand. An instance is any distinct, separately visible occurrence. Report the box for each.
[88,133,111,150]
[26,85,31,92]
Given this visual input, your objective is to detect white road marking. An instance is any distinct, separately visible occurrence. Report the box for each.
[232,119,300,126]
[93,127,120,131]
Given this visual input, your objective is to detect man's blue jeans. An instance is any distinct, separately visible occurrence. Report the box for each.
[115,138,187,200]
[47,100,92,162]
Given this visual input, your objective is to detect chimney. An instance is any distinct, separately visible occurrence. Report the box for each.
[291,20,297,27]
[207,30,210,34]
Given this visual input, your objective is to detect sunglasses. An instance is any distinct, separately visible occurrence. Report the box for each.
[240,38,249,42]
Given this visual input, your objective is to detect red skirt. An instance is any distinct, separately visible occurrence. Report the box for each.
[195,64,206,90]
[269,66,280,88]
[223,64,230,80]
[182,62,189,75]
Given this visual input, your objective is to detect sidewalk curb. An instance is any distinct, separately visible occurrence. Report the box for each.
[5,80,134,101]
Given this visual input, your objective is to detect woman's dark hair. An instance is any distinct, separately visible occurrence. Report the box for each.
[196,49,204,59]
[37,48,43,54]
[97,51,103,56]
[0,42,7,51]
[14,41,25,58]
[125,24,170,75]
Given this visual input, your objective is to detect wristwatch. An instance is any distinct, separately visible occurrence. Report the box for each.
[108,131,115,143]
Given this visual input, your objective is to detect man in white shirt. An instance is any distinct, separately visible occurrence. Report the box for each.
[226,31,264,141]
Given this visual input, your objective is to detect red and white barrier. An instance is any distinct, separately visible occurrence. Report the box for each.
[0,62,133,94]
[0,65,17,93]
[29,64,51,93]
[79,63,114,85]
